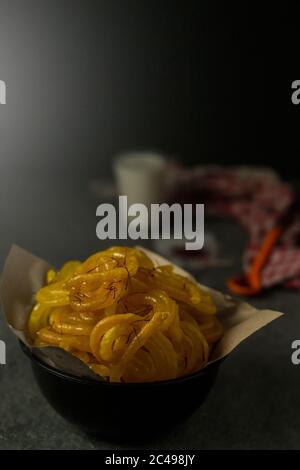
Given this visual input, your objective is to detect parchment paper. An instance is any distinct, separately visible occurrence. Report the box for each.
[0,245,284,379]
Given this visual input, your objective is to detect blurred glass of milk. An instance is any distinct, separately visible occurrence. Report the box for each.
[113,151,167,208]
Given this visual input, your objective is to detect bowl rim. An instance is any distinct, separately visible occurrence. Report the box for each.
[20,340,220,387]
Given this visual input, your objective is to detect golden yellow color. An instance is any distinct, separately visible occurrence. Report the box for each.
[28,247,223,382]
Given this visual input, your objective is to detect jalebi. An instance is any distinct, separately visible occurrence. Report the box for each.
[28,247,223,382]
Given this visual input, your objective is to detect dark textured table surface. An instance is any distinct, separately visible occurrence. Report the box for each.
[0,172,300,450]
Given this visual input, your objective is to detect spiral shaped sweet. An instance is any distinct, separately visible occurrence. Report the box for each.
[28,247,223,382]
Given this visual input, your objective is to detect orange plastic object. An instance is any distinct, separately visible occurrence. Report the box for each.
[228,226,283,296]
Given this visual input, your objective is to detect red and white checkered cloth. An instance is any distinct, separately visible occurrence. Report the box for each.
[170,165,300,290]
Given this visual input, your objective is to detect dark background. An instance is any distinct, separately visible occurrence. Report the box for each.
[0,1,300,181]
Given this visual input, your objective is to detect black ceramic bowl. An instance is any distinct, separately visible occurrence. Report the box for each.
[20,341,220,440]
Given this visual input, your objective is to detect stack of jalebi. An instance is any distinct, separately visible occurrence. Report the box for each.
[28,247,223,382]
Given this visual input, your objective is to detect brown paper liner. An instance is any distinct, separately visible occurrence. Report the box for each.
[0,244,284,379]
